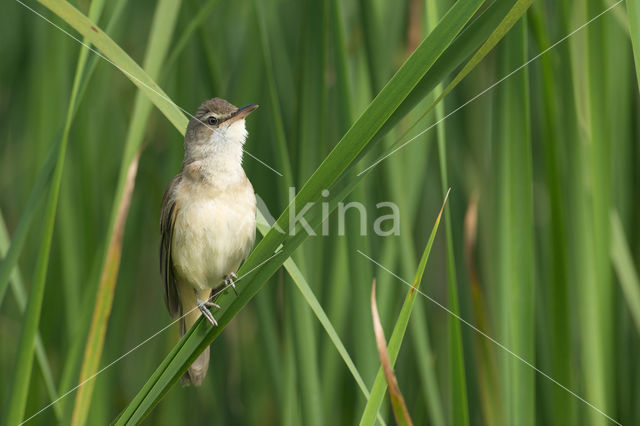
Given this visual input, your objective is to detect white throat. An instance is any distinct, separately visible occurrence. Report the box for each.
[184,119,248,186]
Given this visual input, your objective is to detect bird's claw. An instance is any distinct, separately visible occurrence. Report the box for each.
[195,289,219,326]
[224,272,239,296]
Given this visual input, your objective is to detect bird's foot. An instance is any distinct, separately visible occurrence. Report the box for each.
[195,289,220,326]
[224,272,239,296]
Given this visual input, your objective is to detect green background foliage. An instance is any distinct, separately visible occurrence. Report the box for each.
[1,0,639,425]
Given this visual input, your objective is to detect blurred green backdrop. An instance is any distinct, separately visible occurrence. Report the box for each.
[1,0,639,425]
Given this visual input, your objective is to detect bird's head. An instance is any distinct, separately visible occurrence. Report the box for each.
[184,98,258,162]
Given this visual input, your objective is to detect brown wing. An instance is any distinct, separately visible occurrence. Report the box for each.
[160,175,181,318]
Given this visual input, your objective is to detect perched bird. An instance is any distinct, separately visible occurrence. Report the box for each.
[160,98,258,385]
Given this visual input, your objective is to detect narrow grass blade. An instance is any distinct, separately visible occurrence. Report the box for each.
[610,211,640,333]
[0,212,61,420]
[70,1,182,424]
[371,280,413,426]
[359,191,449,426]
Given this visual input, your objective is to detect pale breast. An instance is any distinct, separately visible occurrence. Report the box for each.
[171,179,256,291]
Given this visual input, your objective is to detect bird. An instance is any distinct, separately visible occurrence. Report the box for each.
[160,98,258,386]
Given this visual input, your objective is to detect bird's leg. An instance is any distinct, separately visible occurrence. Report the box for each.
[195,288,220,326]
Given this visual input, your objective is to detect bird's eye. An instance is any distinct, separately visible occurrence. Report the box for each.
[207,116,218,126]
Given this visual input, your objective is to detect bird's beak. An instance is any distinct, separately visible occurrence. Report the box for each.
[228,104,259,123]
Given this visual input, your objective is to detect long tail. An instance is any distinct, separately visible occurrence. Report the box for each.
[179,289,212,386]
